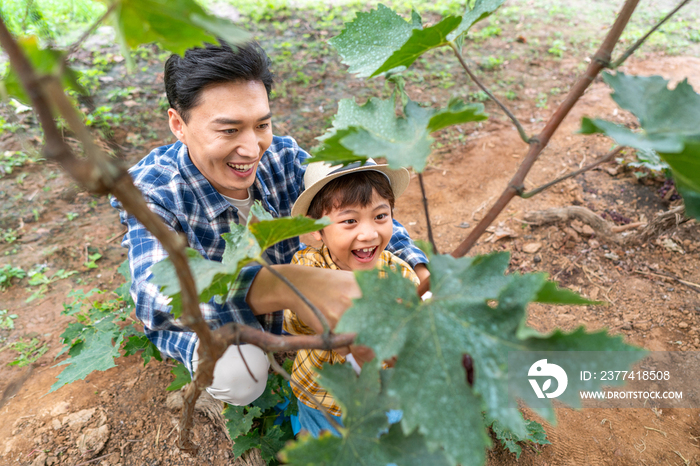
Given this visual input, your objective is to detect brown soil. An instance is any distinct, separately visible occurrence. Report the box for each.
[1,7,700,466]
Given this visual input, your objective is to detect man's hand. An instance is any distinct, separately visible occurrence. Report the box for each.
[247,264,361,333]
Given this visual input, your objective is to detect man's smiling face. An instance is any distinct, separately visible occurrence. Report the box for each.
[168,80,273,199]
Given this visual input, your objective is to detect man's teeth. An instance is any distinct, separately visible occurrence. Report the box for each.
[227,163,254,170]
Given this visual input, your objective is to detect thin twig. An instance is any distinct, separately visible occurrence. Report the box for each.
[66,2,119,57]
[266,352,343,432]
[74,452,113,466]
[236,330,258,383]
[521,147,624,198]
[611,0,693,68]
[448,0,641,261]
[449,41,530,144]
[417,173,438,254]
[634,270,700,293]
[257,259,331,337]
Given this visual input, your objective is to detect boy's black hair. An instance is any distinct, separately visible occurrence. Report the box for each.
[307,171,395,220]
[164,41,274,123]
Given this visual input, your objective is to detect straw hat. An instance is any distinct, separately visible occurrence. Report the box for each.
[291,159,410,217]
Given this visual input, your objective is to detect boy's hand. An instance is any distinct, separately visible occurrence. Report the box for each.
[248,265,361,333]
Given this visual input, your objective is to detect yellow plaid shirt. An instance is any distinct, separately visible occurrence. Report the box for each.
[283,244,419,416]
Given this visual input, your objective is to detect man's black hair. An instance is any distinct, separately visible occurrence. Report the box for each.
[164,41,274,123]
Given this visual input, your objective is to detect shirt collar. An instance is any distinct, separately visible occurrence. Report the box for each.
[177,142,236,222]
[319,244,341,270]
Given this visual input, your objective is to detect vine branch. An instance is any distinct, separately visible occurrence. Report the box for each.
[520,146,624,198]
[448,41,530,144]
[449,0,641,261]
[611,0,693,69]
[417,173,438,254]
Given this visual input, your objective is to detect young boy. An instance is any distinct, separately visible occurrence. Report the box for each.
[284,159,419,437]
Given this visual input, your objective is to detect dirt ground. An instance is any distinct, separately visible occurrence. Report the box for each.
[1,3,700,465]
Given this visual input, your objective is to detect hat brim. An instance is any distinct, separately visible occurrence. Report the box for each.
[291,164,410,217]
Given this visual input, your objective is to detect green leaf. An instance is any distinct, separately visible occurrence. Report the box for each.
[250,216,330,252]
[110,0,250,56]
[122,335,162,365]
[314,97,432,172]
[534,280,601,305]
[50,328,123,393]
[280,360,450,466]
[491,416,550,459]
[336,252,643,466]
[579,73,700,220]
[232,426,287,463]
[0,36,84,104]
[329,4,423,77]
[427,98,488,133]
[251,373,286,411]
[448,0,507,41]
[150,248,250,319]
[372,15,461,77]
[115,259,133,306]
[314,96,486,171]
[224,405,262,440]
[167,361,192,391]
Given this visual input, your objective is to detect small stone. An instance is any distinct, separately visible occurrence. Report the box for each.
[523,242,542,254]
[456,222,471,229]
[31,452,48,466]
[606,167,618,176]
[63,408,96,431]
[51,419,62,430]
[621,323,632,330]
[582,225,595,236]
[533,254,542,264]
[588,239,600,249]
[679,322,689,329]
[46,457,58,466]
[604,252,620,261]
[77,425,110,458]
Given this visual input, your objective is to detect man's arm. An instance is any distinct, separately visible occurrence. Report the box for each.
[386,218,430,283]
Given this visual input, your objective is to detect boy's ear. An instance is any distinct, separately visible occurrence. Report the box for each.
[311,230,323,242]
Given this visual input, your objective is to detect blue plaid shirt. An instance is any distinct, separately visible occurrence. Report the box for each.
[111,136,428,372]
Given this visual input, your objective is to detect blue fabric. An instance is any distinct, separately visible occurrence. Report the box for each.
[110,136,429,374]
[296,399,343,437]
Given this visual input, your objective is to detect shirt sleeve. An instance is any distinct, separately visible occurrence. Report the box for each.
[112,195,264,374]
[386,218,429,268]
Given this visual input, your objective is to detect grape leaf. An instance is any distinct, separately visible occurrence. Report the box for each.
[329,4,423,77]
[336,252,643,466]
[279,360,450,466]
[232,426,287,463]
[249,216,330,251]
[314,96,485,172]
[167,361,192,391]
[224,405,262,440]
[448,0,507,41]
[110,0,250,56]
[372,15,462,77]
[580,73,700,219]
[122,335,162,366]
[1,36,84,104]
[490,416,550,459]
[427,98,488,133]
[50,327,123,392]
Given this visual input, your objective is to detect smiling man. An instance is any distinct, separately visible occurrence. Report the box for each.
[112,41,428,406]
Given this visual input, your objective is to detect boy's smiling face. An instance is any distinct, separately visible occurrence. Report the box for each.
[312,189,393,271]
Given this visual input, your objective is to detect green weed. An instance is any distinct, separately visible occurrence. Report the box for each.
[66,212,79,221]
[469,91,489,102]
[0,310,18,330]
[0,151,32,177]
[1,228,18,244]
[481,55,504,70]
[84,253,102,269]
[0,265,25,288]
[2,338,49,367]
[26,266,77,302]
[548,40,567,58]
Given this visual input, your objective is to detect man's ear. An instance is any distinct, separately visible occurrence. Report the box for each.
[311,230,323,242]
[168,108,187,144]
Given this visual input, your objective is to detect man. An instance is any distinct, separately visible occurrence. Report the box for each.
[112,41,429,406]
